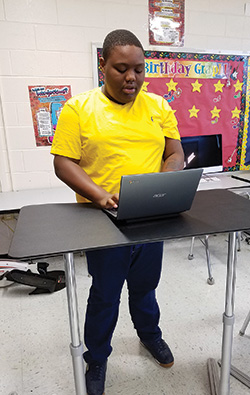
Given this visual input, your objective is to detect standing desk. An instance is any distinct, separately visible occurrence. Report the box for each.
[8,189,250,395]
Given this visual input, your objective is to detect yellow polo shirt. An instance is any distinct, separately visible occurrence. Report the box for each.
[51,87,180,203]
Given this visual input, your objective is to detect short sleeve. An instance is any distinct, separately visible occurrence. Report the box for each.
[161,98,181,141]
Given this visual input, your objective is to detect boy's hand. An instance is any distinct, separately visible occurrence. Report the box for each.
[95,193,119,209]
[53,156,120,208]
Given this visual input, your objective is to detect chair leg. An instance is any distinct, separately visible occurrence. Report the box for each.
[188,236,214,285]
[204,235,214,285]
[239,310,250,336]
[188,236,195,260]
[237,231,241,252]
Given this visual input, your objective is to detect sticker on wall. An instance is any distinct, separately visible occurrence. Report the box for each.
[28,85,72,146]
[148,0,185,47]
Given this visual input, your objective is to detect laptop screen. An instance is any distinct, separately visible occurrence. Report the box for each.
[181,134,223,174]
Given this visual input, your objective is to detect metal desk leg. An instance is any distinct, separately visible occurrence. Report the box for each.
[219,232,237,395]
[208,232,237,395]
[64,252,86,395]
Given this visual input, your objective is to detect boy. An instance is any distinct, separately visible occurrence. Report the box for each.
[51,29,184,395]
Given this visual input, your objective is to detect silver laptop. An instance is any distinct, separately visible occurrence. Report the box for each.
[104,168,203,223]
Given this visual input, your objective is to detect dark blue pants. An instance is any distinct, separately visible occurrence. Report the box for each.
[83,242,164,364]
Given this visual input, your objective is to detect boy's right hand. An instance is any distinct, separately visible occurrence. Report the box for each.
[53,156,119,209]
[95,192,119,209]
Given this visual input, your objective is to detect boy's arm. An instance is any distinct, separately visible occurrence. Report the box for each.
[53,155,119,209]
[161,137,184,172]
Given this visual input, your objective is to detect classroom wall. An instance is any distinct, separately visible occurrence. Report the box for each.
[0,0,250,192]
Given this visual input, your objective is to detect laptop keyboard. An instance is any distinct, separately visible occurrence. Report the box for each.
[106,207,118,217]
[200,175,221,183]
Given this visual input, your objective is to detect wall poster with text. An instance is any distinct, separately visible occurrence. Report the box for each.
[28,85,72,146]
[149,0,185,47]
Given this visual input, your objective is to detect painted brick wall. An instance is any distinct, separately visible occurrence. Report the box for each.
[0,0,250,192]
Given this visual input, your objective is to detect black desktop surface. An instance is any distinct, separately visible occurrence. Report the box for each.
[8,189,250,259]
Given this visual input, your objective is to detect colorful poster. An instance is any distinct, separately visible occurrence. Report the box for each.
[28,85,72,146]
[149,0,185,47]
[96,48,248,171]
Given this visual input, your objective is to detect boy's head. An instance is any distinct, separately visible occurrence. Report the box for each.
[102,29,144,61]
[100,29,145,105]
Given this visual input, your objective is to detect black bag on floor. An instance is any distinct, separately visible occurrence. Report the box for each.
[1,261,66,295]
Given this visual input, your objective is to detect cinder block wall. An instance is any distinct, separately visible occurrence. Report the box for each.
[0,0,249,192]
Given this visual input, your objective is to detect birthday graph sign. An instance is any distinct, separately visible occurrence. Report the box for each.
[97,49,248,171]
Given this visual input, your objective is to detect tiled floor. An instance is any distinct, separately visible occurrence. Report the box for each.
[1,233,250,395]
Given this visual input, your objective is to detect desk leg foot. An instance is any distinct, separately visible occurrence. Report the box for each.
[207,358,220,395]
[218,360,250,389]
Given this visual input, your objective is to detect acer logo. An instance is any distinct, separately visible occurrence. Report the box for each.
[153,193,166,198]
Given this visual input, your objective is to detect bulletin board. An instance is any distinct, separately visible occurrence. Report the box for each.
[96,47,249,171]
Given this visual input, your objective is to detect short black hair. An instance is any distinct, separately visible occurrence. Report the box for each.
[102,29,144,61]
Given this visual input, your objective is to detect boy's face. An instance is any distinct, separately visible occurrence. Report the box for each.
[100,45,145,104]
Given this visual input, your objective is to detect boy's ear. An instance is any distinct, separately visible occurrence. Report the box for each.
[99,57,105,73]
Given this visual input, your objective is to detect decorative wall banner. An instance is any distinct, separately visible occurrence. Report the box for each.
[28,85,72,146]
[148,0,185,47]
[96,48,248,171]
[145,59,230,79]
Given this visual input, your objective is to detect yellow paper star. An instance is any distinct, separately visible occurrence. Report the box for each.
[234,79,243,92]
[214,80,224,92]
[188,105,200,118]
[211,106,221,118]
[191,80,202,93]
[231,107,241,118]
[166,79,178,92]
[142,81,149,92]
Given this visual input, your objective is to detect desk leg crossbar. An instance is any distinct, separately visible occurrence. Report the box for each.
[207,232,237,395]
[64,252,86,395]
